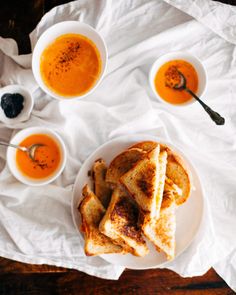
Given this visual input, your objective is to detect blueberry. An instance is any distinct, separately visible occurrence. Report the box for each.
[1,93,12,109]
[12,93,24,104]
[1,92,24,118]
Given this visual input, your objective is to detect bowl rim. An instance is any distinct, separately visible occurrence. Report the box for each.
[32,21,108,101]
[149,51,207,107]
[0,84,34,124]
[7,127,67,186]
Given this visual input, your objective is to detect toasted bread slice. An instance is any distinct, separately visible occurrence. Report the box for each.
[92,159,112,208]
[106,148,145,186]
[120,146,160,218]
[143,150,168,223]
[78,185,123,256]
[165,151,191,205]
[130,141,191,205]
[164,177,182,200]
[155,151,167,219]
[99,187,149,257]
[130,141,158,152]
[142,191,176,260]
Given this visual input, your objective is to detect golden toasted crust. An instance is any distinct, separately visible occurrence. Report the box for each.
[135,161,157,199]
[130,141,158,152]
[120,146,160,217]
[92,159,112,208]
[142,191,176,260]
[142,150,168,224]
[99,187,149,257]
[165,177,182,194]
[160,144,191,205]
[165,152,191,205]
[164,177,182,200]
[130,141,192,205]
[161,191,175,209]
[155,151,167,219]
[106,148,145,186]
[78,185,123,256]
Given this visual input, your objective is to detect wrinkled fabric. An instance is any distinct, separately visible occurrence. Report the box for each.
[0,0,236,289]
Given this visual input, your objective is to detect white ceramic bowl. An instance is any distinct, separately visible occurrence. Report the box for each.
[7,127,67,186]
[32,21,108,100]
[0,84,34,124]
[149,51,207,106]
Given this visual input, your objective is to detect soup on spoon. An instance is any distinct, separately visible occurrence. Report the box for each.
[16,134,61,179]
[154,59,198,105]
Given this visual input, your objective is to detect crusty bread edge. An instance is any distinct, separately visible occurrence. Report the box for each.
[163,144,192,205]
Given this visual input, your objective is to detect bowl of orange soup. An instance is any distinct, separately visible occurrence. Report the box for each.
[32,21,107,100]
[149,52,207,106]
[7,127,66,186]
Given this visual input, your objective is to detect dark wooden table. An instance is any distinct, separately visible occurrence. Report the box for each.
[0,1,235,294]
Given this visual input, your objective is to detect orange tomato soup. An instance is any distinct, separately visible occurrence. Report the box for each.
[16,134,61,179]
[40,33,101,97]
[154,60,198,104]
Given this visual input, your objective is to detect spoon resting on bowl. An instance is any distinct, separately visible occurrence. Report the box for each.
[0,141,43,161]
[166,68,225,125]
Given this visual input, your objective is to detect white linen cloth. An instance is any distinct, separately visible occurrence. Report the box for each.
[0,0,236,289]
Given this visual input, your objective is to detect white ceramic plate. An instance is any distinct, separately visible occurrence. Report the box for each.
[72,134,204,269]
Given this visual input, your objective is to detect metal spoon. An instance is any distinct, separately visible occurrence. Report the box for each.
[168,70,225,125]
[0,141,44,161]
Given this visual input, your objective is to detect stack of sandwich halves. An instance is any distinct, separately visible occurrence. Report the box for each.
[78,141,192,260]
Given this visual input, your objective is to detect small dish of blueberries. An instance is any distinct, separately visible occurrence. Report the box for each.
[0,85,34,124]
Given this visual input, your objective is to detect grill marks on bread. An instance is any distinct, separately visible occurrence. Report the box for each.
[99,187,148,257]
[130,141,191,205]
[111,194,144,244]
[120,146,160,216]
[136,161,157,198]
[106,148,145,186]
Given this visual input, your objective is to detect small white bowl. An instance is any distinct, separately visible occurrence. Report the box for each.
[149,51,207,106]
[32,21,108,100]
[0,84,34,124]
[7,127,67,186]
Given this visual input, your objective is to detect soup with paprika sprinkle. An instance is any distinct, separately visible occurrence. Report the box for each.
[40,33,102,97]
[154,60,198,104]
[16,134,61,179]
